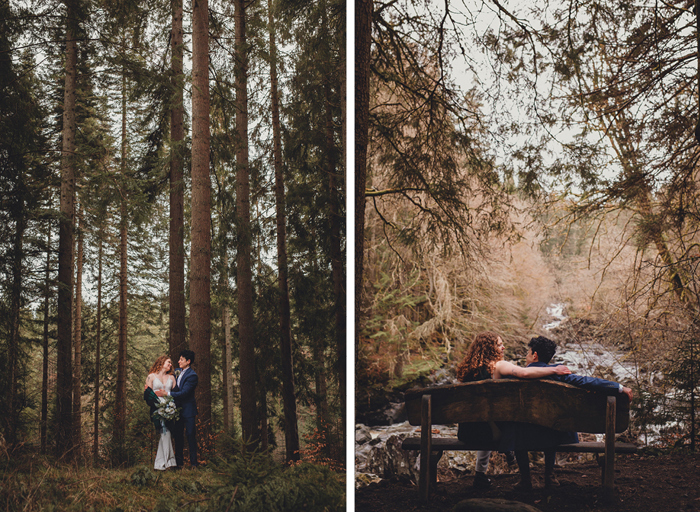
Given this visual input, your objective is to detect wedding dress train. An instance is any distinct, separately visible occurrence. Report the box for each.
[152,375,177,470]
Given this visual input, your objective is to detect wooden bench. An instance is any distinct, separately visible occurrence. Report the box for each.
[400,379,638,502]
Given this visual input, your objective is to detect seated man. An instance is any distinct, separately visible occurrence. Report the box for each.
[514,335,633,489]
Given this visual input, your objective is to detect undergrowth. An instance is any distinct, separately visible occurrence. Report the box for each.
[1,446,345,512]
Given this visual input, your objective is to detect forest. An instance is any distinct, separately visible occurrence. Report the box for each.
[356,0,700,507]
[1,0,345,510]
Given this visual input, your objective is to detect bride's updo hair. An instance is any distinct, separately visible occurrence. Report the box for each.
[149,355,173,375]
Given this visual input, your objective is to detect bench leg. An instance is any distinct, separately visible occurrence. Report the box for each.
[430,450,444,489]
[419,395,432,503]
[604,396,616,494]
[597,454,605,485]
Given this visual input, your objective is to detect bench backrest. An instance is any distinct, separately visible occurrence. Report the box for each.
[404,379,630,433]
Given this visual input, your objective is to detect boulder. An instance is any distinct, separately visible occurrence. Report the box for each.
[365,434,420,482]
[385,402,407,424]
[356,424,372,445]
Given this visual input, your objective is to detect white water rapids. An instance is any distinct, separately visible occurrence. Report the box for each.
[547,304,637,384]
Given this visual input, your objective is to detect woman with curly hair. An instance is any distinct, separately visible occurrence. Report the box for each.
[144,355,177,470]
[455,332,571,489]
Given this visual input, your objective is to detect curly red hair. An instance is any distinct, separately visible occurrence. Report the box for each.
[148,355,174,375]
[455,331,504,382]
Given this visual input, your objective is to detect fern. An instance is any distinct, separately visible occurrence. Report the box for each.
[207,454,344,512]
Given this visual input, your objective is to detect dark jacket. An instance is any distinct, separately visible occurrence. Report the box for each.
[457,366,498,446]
[170,368,198,418]
[143,387,162,432]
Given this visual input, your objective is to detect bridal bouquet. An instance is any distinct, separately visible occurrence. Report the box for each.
[152,395,181,423]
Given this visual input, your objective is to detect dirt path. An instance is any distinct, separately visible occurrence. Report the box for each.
[356,452,700,511]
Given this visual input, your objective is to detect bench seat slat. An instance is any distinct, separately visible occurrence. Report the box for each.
[401,437,498,451]
[557,441,639,454]
[401,437,639,454]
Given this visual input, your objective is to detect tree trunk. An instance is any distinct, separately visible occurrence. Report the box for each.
[191,0,212,448]
[323,3,345,460]
[339,6,346,189]
[355,0,371,329]
[41,221,51,454]
[169,0,187,360]
[94,232,103,463]
[221,251,235,434]
[314,340,330,457]
[691,332,696,452]
[8,193,25,447]
[235,0,258,448]
[268,0,299,462]
[114,69,129,456]
[56,0,77,459]
[260,387,268,451]
[73,206,83,460]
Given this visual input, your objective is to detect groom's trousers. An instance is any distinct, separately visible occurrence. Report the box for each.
[174,415,198,467]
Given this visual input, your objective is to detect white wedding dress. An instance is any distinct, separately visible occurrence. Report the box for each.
[152,375,177,471]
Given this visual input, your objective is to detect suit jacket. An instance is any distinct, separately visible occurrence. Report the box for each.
[528,362,622,393]
[170,367,198,418]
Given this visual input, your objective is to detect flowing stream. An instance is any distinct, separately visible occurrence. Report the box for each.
[547,304,637,383]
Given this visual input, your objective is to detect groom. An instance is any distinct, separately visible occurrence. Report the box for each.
[516,336,633,489]
[155,349,198,469]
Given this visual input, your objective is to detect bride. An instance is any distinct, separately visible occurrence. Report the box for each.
[145,356,177,471]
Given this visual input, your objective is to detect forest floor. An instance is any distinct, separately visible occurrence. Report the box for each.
[2,459,222,512]
[356,451,700,512]
[1,447,346,512]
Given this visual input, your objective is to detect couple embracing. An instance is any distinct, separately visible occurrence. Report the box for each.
[144,350,199,471]
[456,332,633,490]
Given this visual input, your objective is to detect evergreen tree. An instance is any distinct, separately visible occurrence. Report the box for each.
[355,0,371,331]
[40,219,53,454]
[72,205,84,457]
[268,0,299,462]
[169,0,187,361]
[0,48,51,446]
[191,0,213,445]
[235,0,259,448]
[113,60,130,462]
[282,0,345,461]
[56,0,80,459]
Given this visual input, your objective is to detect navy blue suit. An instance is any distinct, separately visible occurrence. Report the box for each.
[170,367,198,467]
[528,361,622,394]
